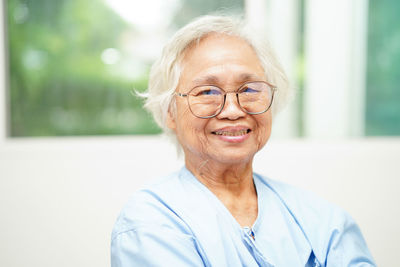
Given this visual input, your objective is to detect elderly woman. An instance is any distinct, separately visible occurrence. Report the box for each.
[111,16,375,266]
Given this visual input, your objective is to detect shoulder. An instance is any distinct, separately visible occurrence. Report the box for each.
[112,169,192,240]
[111,169,207,266]
[254,173,375,265]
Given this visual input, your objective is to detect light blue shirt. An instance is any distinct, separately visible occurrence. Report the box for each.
[111,167,375,266]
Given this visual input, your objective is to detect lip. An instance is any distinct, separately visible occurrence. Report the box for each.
[211,126,251,143]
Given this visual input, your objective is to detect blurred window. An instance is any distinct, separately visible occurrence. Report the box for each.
[366,0,400,135]
[6,0,243,137]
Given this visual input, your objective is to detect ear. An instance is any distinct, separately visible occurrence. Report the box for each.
[166,109,177,131]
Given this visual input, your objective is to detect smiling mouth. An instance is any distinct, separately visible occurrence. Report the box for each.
[212,129,251,136]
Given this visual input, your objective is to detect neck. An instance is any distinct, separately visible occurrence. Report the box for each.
[185,156,258,227]
[185,156,254,195]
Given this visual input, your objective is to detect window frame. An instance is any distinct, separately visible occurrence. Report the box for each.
[303,0,368,137]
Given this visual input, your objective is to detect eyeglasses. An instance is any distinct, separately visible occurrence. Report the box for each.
[175,81,277,118]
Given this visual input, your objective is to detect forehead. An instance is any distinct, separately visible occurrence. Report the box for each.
[179,34,266,86]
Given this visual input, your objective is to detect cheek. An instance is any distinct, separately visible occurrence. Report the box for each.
[176,108,210,147]
[255,115,272,147]
[175,104,193,132]
[178,109,202,133]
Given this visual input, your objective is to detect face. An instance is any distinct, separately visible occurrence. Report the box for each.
[167,34,272,166]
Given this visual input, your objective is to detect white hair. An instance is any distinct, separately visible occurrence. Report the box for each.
[142,15,292,150]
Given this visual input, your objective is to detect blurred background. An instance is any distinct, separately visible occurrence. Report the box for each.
[4,0,400,137]
[0,0,399,266]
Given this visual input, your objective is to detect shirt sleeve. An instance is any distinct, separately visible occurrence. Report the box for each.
[325,212,376,267]
[111,226,205,267]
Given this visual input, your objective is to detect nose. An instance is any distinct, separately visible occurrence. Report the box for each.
[216,92,246,120]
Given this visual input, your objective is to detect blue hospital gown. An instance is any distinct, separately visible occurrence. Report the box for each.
[111,167,376,266]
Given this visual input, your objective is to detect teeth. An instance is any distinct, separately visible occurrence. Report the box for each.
[214,129,248,136]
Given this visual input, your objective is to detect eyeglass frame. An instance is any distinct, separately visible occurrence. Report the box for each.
[174,80,277,119]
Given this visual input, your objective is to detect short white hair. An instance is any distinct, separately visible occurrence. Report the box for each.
[143,15,292,149]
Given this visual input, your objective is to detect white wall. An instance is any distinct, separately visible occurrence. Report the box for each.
[1,137,399,266]
[0,137,182,267]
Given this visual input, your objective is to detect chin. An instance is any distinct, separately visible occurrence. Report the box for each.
[211,149,255,165]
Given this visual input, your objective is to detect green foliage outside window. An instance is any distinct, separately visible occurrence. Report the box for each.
[7,0,154,136]
[366,0,400,135]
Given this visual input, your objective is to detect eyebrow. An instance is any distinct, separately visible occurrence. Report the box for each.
[191,75,220,86]
[191,73,265,87]
[237,73,265,83]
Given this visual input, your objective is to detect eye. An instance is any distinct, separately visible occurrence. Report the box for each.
[242,87,259,93]
[194,87,222,96]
